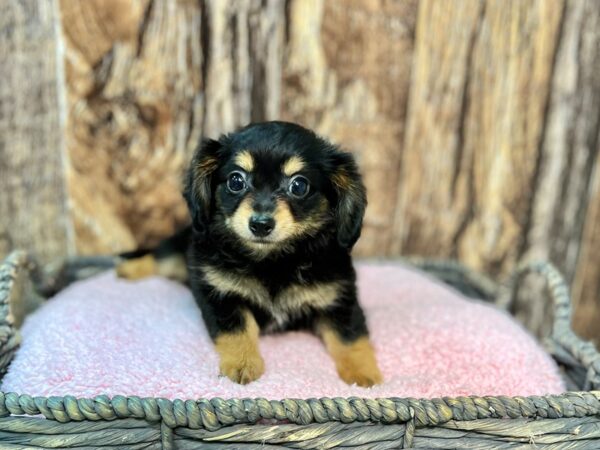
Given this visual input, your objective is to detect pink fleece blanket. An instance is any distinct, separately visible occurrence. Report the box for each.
[1,262,564,400]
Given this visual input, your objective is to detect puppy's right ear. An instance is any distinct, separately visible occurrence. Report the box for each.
[183,138,222,237]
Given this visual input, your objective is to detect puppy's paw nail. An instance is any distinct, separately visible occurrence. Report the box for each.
[344,373,382,387]
[220,355,265,385]
[339,364,383,387]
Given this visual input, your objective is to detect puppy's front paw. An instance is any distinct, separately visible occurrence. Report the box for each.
[321,330,383,387]
[338,361,382,387]
[215,316,265,385]
[219,353,265,384]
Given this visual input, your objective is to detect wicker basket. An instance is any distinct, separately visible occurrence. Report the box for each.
[0,250,599,449]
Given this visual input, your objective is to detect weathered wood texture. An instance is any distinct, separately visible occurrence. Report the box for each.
[565,1,600,342]
[282,0,417,255]
[60,0,284,254]
[0,0,598,340]
[574,154,600,341]
[0,0,74,262]
[516,0,600,340]
[393,0,563,270]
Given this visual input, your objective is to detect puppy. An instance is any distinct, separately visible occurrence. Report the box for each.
[119,121,382,387]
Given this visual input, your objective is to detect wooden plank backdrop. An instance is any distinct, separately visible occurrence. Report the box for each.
[0,1,74,262]
[0,0,598,342]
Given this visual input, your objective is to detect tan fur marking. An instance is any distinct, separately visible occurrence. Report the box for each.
[228,196,255,240]
[156,254,188,283]
[234,150,254,172]
[200,264,341,325]
[196,156,219,176]
[331,169,363,224]
[228,196,329,258]
[195,156,219,179]
[272,199,328,239]
[201,265,268,304]
[215,311,264,384]
[116,255,158,280]
[277,282,341,312]
[331,170,352,190]
[116,254,188,283]
[270,281,342,326]
[319,326,383,387]
[193,156,219,208]
[282,155,305,176]
[272,199,296,233]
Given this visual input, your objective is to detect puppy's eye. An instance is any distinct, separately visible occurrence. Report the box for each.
[227,171,247,193]
[288,175,310,198]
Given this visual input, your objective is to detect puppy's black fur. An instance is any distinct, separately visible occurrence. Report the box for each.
[121,121,382,386]
[185,122,365,332]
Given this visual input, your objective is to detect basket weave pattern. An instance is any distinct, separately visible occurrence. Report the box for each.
[0,250,599,449]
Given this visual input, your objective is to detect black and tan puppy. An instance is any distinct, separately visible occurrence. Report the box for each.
[120,121,382,387]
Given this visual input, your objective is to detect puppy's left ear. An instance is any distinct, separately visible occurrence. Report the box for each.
[183,138,222,238]
[330,150,367,250]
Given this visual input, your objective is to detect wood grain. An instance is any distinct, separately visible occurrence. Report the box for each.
[564,0,600,343]
[392,0,564,271]
[203,0,284,136]
[572,152,600,343]
[0,0,74,263]
[61,0,201,253]
[516,0,600,339]
[282,0,417,256]
[61,0,286,254]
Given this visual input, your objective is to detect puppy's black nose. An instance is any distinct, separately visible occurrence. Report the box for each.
[249,215,275,237]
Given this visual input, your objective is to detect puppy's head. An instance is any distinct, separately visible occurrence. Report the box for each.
[183,122,366,254]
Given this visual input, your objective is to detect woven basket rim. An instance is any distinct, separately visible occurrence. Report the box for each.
[0,390,599,430]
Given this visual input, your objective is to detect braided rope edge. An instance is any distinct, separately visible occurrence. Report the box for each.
[512,261,600,389]
[0,251,29,318]
[0,391,599,430]
[0,251,29,376]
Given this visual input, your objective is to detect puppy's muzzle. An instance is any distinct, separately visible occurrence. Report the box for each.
[249,214,275,238]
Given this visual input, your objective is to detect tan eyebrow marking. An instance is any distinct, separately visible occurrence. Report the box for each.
[234,150,254,172]
[282,155,305,176]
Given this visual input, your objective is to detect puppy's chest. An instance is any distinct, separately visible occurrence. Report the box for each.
[201,263,341,322]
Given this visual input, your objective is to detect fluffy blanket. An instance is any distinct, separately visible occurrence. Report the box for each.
[1,262,565,399]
